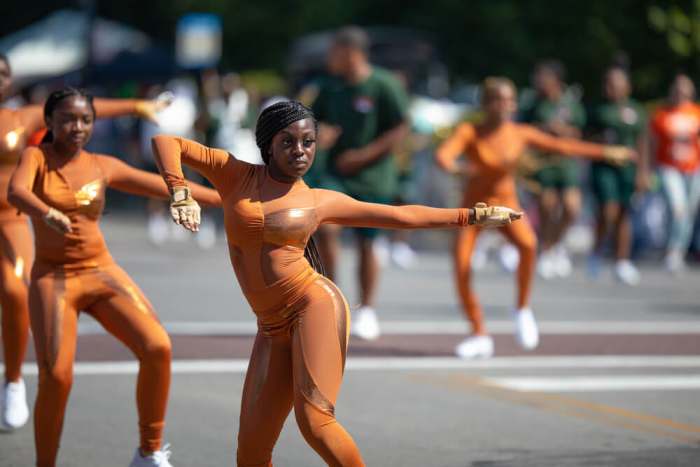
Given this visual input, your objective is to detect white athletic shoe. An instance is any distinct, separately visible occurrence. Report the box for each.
[351,306,381,341]
[537,250,556,280]
[1,379,29,431]
[553,245,572,278]
[614,259,640,286]
[665,249,686,274]
[454,335,494,359]
[498,243,520,273]
[391,241,417,269]
[513,308,539,350]
[129,444,173,467]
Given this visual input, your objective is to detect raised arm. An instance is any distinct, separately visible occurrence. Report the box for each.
[520,124,606,159]
[96,155,222,207]
[8,147,72,232]
[151,135,233,193]
[93,96,169,122]
[435,123,474,173]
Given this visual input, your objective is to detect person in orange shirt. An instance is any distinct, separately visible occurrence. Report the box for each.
[151,100,520,467]
[8,87,221,467]
[435,77,633,359]
[650,73,700,272]
[0,53,171,432]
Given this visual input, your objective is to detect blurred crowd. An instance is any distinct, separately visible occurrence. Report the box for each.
[3,25,699,281]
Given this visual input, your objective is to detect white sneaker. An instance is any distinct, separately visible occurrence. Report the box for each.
[129,444,173,467]
[351,306,381,340]
[391,241,417,269]
[1,379,29,431]
[553,245,572,278]
[665,249,686,273]
[614,259,640,286]
[537,250,556,280]
[455,335,494,359]
[513,308,539,350]
[373,236,390,268]
[498,244,520,273]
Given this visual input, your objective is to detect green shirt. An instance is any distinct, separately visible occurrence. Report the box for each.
[311,67,408,199]
[589,99,646,148]
[521,95,587,163]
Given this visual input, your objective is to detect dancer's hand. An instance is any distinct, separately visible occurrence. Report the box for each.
[44,208,73,234]
[135,91,174,123]
[169,186,201,232]
[470,202,523,228]
[603,146,636,166]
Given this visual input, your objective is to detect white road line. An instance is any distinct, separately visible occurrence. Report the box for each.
[5,355,700,376]
[486,375,700,392]
[75,320,700,335]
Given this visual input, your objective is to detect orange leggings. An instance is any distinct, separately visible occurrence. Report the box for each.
[0,219,32,383]
[237,276,364,467]
[29,262,171,467]
[454,215,537,335]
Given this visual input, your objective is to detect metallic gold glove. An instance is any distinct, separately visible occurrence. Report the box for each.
[170,186,201,232]
[602,146,634,166]
[470,202,523,228]
[135,91,174,123]
[44,208,73,234]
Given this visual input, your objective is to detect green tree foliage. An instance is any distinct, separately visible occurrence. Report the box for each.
[1,0,696,99]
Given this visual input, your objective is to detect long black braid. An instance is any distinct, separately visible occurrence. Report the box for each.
[41,87,96,143]
[254,100,326,276]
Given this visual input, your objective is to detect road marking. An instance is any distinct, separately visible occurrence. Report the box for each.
[421,374,700,445]
[6,355,700,376]
[486,375,700,392]
[74,320,700,335]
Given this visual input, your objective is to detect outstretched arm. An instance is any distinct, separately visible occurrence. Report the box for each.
[314,189,521,229]
[435,123,474,173]
[521,124,631,163]
[97,155,222,207]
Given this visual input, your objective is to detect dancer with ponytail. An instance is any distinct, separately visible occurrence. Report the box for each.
[152,100,521,467]
[8,88,220,467]
[0,53,170,432]
[436,77,635,359]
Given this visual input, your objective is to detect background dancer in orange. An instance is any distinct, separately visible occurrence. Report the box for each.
[0,53,171,432]
[8,88,220,467]
[435,77,634,359]
[151,100,519,467]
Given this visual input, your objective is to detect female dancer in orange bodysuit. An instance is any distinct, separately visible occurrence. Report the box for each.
[0,53,170,432]
[436,77,633,359]
[151,100,520,467]
[8,88,221,467]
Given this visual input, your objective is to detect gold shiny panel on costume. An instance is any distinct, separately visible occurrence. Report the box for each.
[263,207,317,249]
[74,179,105,218]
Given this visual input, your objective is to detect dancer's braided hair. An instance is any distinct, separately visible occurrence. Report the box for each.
[41,87,95,143]
[254,100,325,276]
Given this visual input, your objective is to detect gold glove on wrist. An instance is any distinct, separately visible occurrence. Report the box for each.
[44,208,73,234]
[470,202,522,228]
[602,146,631,166]
[170,186,201,232]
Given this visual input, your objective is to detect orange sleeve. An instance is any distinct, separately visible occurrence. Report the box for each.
[15,105,45,135]
[314,189,470,229]
[435,123,475,171]
[92,98,142,119]
[151,135,237,194]
[519,124,605,159]
[96,155,222,207]
[8,147,50,218]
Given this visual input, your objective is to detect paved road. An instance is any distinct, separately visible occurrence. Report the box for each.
[1,217,699,466]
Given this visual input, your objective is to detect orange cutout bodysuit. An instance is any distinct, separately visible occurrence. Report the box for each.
[152,136,473,467]
[436,121,607,334]
[0,99,164,385]
[9,144,220,467]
